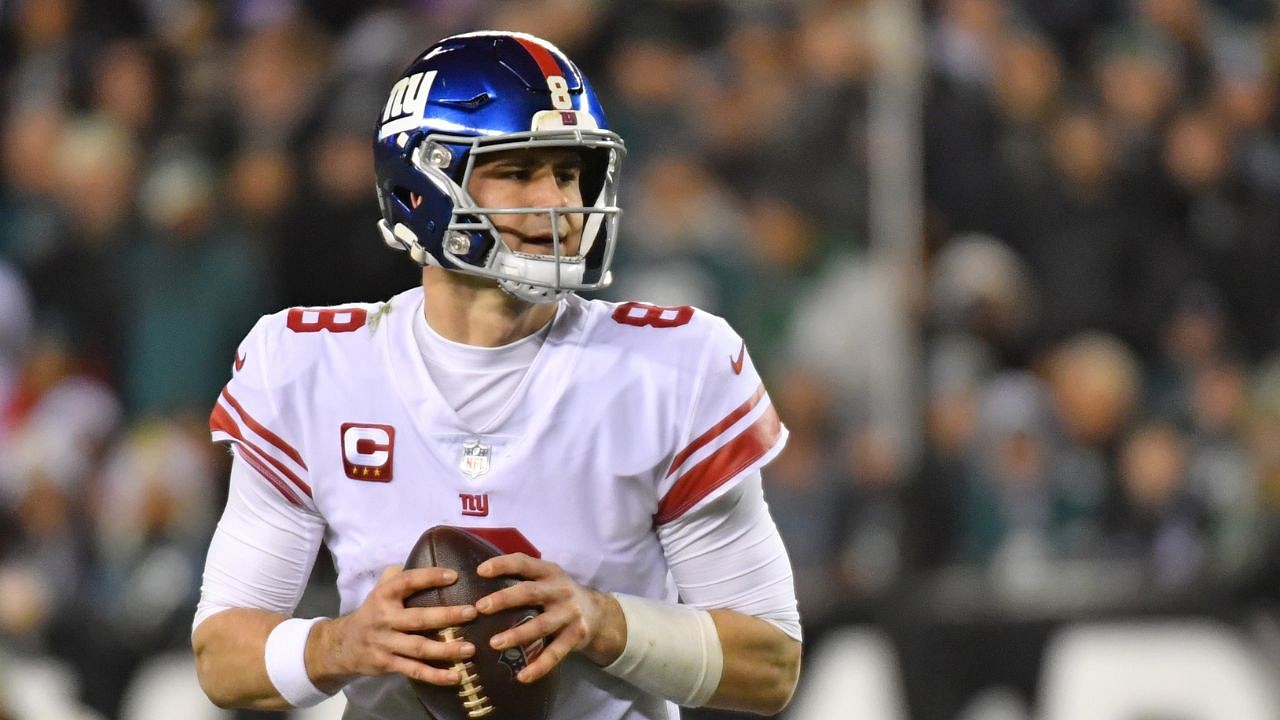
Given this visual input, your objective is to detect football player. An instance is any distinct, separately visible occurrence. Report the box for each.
[192,31,802,718]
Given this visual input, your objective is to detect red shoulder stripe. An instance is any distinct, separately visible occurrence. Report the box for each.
[232,445,303,508]
[220,387,308,470]
[211,402,313,498]
[655,404,781,525]
[667,384,766,478]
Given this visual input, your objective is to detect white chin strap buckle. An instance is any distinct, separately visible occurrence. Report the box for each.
[497,277,565,304]
[494,250,585,304]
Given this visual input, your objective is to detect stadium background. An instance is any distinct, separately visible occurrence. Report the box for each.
[2,0,1280,718]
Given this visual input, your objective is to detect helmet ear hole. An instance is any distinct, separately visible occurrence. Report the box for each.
[391,187,416,210]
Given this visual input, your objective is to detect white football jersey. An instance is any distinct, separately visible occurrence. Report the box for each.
[208,286,788,720]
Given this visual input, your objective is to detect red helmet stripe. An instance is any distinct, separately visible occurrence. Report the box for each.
[514,36,563,79]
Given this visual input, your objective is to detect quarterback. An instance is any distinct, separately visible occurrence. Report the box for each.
[192,31,802,719]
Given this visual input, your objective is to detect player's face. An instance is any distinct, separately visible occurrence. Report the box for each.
[468,148,585,257]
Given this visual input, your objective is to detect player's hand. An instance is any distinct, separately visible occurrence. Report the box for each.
[317,565,477,687]
[474,554,623,683]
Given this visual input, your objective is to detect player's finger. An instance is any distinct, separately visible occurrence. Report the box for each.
[385,654,461,687]
[476,553,546,579]
[383,567,458,598]
[473,585,523,615]
[475,580,559,615]
[384,631,475,662]
[516,633,572,684]
[490,608,562,651]
[391,604,477,632]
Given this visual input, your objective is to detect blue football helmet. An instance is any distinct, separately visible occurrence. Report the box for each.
[373,31,626,303]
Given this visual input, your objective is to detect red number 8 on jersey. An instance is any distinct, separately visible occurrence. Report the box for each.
[287,307,369,333]
[611,301,694,329]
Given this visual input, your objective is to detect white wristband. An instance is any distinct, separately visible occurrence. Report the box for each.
[601,594,724,707]
[264,617,334,707]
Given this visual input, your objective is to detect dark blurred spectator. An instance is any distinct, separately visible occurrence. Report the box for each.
[90,40,162,142]
[1092,30,1181,184]
[839,423,908,599]
[1111,421,1208,587]
[0,104,67,265]
[226,144,297,233]
[603,35,703,163]
[763,365,856,623]
[26,116,137,384]
[123,150,268,415]
[961,371,1058,572]
[0,360,121,656]
[274,122,420,306]
[784,251,916,467]
[929,233,1037,366]
[1185,358,1259,570]
[229,21,327,148]
[1044,333,1141,552]
[1160,104,1280,359]
[1013,108,1185,354]
[696,18,798,195]
[1048,333,1140,449]
[924,0,1008,234]
[5,0,78,108]
[610,153,743,312]
[985,30,1063,237]
[1252,359,1280,515]
[911,333,991,567]
[777,0,873,235]
[1019,0,1125,63]
[1133,0,1219,95]
[70,418,217,717]
[1147,285,1233,421]
[720,194,827,374]
[0,262,33,435]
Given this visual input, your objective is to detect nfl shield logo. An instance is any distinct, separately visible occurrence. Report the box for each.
[459,439,491,478]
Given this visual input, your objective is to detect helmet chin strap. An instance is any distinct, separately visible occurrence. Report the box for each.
[494,247,584,304]
[497,277,566,304]
[380,217,589,304]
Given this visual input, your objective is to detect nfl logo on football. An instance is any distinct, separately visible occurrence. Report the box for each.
[459,439,492,478]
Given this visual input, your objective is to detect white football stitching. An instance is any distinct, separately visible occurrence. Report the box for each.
[439,626,493,717]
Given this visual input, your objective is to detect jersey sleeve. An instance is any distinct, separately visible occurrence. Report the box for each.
[193,452,325,632]
[654,315,788,525]
[658,472,801,641]
[208,313,319,514]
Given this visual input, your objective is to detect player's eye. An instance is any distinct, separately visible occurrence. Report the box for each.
[500,167,530,180]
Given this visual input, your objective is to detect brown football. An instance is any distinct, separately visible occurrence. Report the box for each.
[403,525,558,720]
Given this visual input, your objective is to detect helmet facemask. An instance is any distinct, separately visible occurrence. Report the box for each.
[405,126,624,304]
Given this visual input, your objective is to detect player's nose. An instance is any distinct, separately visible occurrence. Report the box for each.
[524,169,570,208]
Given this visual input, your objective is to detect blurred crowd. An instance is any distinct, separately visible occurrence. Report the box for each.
[1,0,1279,718]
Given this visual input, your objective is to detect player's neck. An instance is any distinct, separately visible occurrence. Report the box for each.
[420,267,557,347]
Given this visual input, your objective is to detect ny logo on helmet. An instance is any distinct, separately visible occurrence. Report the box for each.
[379,70,437,140]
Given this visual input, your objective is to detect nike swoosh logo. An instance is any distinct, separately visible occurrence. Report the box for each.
[234,352,246,372]
[730,341,746,375]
